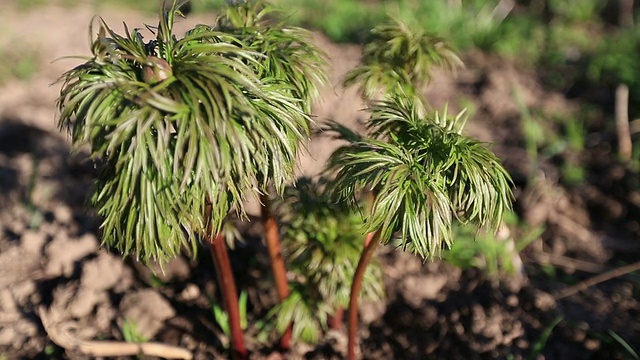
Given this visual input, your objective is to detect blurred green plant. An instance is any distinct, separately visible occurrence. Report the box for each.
[43,344,59,357]
[556,116,587,186]
[588,28,640,89]
[15,0,47,10]
[587,27,640,117]
[548,0,604,23]
[528,316,563,360]
[632,143,640,173]
[444,210,543,279]
[25,155,45,229]
[121,319,149,343]
[513,86,543,183]
[475,15,546,67]
[90,0,166,14]
[514,86,588,186]
[343,18,462,100]
[269,0,388,42]
[0,48,39,84]
[211,290,248,346]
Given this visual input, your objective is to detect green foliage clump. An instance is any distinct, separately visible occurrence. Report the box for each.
[548,0,605,23]
[215,1,327,115]
[269,177,384,343]
[267,0,387,42]
[211,290,248,342]
[474,15,546,67]
[56,1,326,263]
[265,283,333,344]
[588,28,640,90]
[327,97,512,259]
[324,19,512,260]
[344,19,463,99]
[444,211,543,279]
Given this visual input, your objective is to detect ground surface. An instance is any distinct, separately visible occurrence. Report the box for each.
[1,3,639,360]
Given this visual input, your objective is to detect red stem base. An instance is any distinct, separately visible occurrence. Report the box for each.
[207,233,248,360]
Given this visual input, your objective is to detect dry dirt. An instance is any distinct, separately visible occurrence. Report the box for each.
[1,2,639,360]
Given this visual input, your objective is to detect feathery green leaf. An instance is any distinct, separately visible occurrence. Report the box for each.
[57,0,326,263]
[325,99,512,259]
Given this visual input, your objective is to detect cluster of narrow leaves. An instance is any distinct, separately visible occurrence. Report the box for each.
[324,19,512,260]
[212,1,327,187]
[56,1,326,262]
[343,19,463,99]
[264,282,332,344]
[268,177,384,343]
[216,2,327,113]
[325,93,512,259]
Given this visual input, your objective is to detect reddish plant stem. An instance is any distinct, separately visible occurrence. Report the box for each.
[364,231,375,247]
[330,228,377,331]
[207,234,248,360]
[205,205,248,360]
[347,229,382,360]
[328,307,345,329]
[260,194,293,350]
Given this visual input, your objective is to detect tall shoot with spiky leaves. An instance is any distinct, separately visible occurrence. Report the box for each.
[324,20,512,360]
[56,0,325,358]
[343,18,463,100]
[214,1,327,350]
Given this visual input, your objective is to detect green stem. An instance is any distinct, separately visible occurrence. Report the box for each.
[347,228,382,360]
